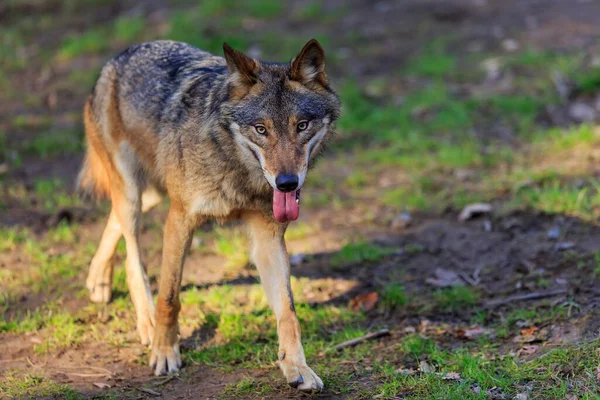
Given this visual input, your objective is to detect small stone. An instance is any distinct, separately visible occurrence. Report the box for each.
[547,226,560,240]
[391,212,412,230]
[483,219,492,232]
[481,57,502,81]
[191,236,203,248]
[568,102,596,122]
[374,1,392,13]
[555,242,575,251]
[246,45,262,59]
[502,38,519,52]
[403,326,416,334]
[290,254,306,266]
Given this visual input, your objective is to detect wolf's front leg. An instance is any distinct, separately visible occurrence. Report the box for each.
[245,211,323,392]
[150,205,194,375]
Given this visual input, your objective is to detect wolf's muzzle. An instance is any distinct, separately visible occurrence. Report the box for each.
[276,174,299,192]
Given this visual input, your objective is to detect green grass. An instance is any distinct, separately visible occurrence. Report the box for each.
[381,284,408,310]
[114,15,145,42]
[510,180,600,221]
[405,40,458,79]
[222,376,272,398]
[58,28,109,60]
[0,373,81,399]
[433,286,480,313]
[331,241,394,267]
[0,227,28,251]
[24,129,84,157]
[211,226,249,271]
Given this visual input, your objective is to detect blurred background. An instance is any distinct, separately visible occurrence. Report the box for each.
[2,1,600,399]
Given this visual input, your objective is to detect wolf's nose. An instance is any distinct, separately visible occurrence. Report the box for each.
[276,174,299,192]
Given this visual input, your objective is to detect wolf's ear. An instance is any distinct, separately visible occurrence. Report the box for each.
[223,43,259,94]
[290,39,327,87]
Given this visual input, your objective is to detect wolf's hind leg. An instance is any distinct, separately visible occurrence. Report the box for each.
[245,211,323,392]
[86,210,121,303]
[86,187,162,304]
[109,153,156,346]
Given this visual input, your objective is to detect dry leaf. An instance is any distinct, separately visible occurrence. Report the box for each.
[419,360,435,373]
[456,326,494,340]
[520,326,538,336]
[458,203,492,221]
[513,334,536,343]
[517,345,539,357]
[93,382,110,389]
[442,372,461,381]
[426,268,463,288]
[395,368,416,376]
[349,292,379,312]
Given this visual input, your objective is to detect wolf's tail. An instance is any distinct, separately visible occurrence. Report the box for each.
[77,96,111,200]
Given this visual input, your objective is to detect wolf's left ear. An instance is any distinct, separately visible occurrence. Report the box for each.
[223,43,260,95]
[290,39,327,87]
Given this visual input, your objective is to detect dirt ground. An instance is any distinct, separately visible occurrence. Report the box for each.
[2,1,600,399]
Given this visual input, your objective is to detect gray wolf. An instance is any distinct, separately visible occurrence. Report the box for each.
[78,39,340,391]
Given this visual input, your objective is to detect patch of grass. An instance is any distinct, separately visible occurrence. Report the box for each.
[382,186,434,211]
[114,15,145,43]
[167,11,248,54]
[575,67,600,94]
[381,284,407,310]
[212,226,249,271]
[284,222,317,241]
[510,180,600,221]
[33,177,81,212]
[34,312,86,354]
[0,226,28,251]
[58,28,109,60]
[24,129,84,157]
[47,221,78,245]
[294,1,323,20]
[0,373,80,399]
[433,286,480,313]
[405,40,457,79]
[402,335,438,359]
[222,376,271,398]
[331,241,393,266]
[244,0,284,18]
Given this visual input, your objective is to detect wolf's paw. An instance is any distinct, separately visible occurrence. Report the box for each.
[149,341,181,376]
[86,274,112,304]
[280,362,323,392]
[136,308,155,346]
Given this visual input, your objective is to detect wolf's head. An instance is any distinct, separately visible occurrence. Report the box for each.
[220,39,341,223]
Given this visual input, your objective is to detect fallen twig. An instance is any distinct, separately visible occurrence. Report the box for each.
[136,387,161,396]
[26,357,46,369]
[68,373,112,378]
[484,289,568,308]
[320,329,390,355]
[153,375,176,386]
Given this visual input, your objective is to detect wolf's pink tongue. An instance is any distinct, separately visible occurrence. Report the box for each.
[273,190,299,223]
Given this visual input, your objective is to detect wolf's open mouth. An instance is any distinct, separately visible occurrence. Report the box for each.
[273,189,300,223]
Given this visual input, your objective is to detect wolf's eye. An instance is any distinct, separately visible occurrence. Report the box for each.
[297,120,309,132]
[254,125,267,136]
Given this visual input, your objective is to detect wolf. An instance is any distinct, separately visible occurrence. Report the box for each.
[78,39,340,391]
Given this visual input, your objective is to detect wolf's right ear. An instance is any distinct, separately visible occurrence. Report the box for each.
[223,43,259,97]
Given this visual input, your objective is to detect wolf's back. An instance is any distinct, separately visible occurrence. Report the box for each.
[77,41,229,199]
